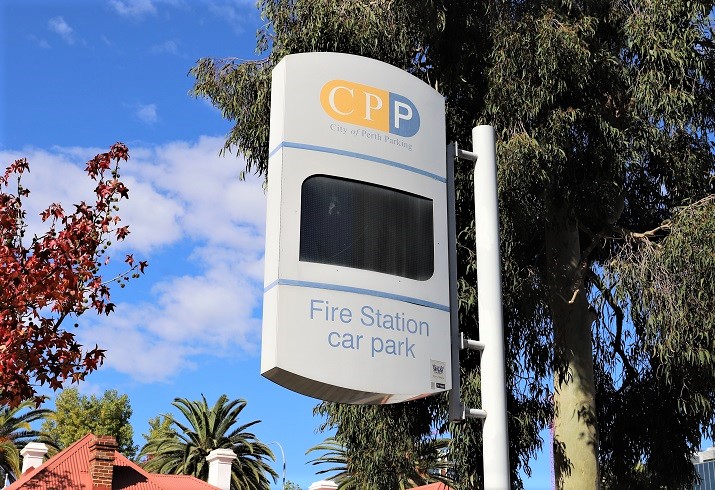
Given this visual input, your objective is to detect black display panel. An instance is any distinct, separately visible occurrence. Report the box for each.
[299,175,434,280]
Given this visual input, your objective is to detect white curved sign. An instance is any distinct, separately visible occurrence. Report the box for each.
[261,52,450,404]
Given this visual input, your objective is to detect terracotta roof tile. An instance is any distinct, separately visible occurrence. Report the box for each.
[151,474,221,489]
[7,433,219,490]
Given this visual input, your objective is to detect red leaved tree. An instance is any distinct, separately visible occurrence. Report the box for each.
[0,143,147,407]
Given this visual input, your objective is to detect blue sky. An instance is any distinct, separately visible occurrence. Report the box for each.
[1,1,553,488]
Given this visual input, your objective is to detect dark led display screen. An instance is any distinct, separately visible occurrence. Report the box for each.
[299,175,434,280]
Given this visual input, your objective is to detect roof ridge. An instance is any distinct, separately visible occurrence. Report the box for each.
[6,432,96,489]
[111,452,169,490]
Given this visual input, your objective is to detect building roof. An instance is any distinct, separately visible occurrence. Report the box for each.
[7,433,218,490]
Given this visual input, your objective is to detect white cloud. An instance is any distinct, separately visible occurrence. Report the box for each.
[83,311,197,382]
[109,0,158,18]
[111,175,184,254]
[48,16,75,44]
[136,103,158,124]
[207,0,256,33]
[141,137,267,247]
[0,147,96,238]
[1,137,268,383]
[0,145,181,253]
[29,34,51,49]
[150,40,179,55]
[79,242,264,382]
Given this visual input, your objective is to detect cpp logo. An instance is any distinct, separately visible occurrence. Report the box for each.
[320,80,420,137]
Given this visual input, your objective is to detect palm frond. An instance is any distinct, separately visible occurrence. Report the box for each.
[139,394,277,489]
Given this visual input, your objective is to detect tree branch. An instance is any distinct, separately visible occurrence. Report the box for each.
[615,222,671,241]
[590,271,638,390]
[565,225,606,304]
[614,195,714,246]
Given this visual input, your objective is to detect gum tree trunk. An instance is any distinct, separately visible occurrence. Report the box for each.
[546,207,600,489]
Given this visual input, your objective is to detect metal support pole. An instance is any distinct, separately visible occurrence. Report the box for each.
[466,408,488,419]
[446,143,464,423]
[473,125,511,489]
[460,333,485,352]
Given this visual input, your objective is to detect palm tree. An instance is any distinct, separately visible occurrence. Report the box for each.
[306,438,353,488]
[140,394,277,490]
[0,401,52,483]
[307,436,454,489]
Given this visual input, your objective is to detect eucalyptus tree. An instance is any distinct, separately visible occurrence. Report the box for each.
[191,0,715,488]
[0,401,52,483]
[139,395,277,490]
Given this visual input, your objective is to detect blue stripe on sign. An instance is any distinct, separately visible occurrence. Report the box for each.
[268,144,282,159]
[268,141,446,183]
[264,278,450,312]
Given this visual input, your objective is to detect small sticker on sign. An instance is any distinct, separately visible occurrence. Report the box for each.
[431,359,446,389]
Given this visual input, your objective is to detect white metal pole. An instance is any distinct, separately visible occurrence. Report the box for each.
[473,125,511,489]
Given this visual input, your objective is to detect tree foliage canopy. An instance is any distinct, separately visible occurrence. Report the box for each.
[41,387,137,459]
[142,414,176,449]
[0,143,146,408]
[191,0,715,488]
[139,394,277,490]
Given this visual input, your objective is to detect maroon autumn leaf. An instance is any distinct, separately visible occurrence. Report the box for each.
[0,143,147,408]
